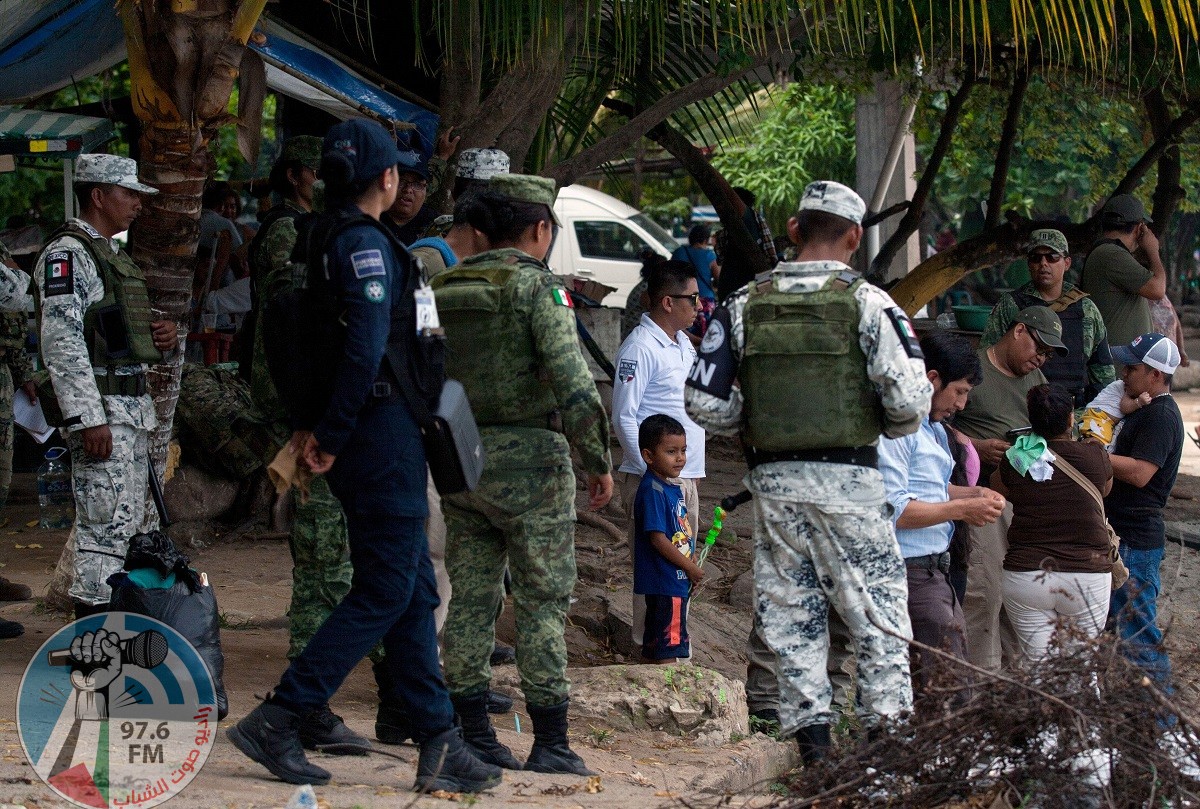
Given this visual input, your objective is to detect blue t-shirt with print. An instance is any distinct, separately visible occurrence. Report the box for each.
[633,471,694,597]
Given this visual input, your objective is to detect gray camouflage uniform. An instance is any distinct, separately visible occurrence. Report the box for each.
[685,261,930,735]
[0,241,33,508]
[35,219,159,606]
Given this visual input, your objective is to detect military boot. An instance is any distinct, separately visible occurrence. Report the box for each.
[299,704,371,754]
[415,727,503,793]
[0,576,31,601]
[524,699,594,776]
[227,700,331,785]
[451,693,521,769]
[795,723,831,765]
[486,690,514,714]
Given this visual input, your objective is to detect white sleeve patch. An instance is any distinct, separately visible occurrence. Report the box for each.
[351,249,386,278]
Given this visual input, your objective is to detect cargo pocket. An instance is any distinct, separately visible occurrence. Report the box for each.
[74,466,118,527]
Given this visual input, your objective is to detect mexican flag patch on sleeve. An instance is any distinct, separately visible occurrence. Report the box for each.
[552,288,574,308]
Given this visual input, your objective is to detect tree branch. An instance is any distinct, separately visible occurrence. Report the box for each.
[545,16,807,187]
[870,68,977,281]
[985,64,1030,229]
[1111,96,1200,200]
[1144,86,1187,236]
[624,106,771,280]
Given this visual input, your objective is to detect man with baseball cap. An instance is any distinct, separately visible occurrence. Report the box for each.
[982,228,1115,408]
[383,147,438,245]
[686,180,931,763]
[1080,194,1166,347]
[952,305,1062,672]
[33,153,178,619]
[1105,332,1184,695]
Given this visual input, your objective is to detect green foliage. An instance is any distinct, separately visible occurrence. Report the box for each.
[710,83,856,230]
[916,74,1200,234]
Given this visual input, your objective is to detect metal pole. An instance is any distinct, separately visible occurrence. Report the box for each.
[62,158,75,220]
[865,94,918,268]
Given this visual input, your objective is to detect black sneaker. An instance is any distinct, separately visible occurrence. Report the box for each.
[0,618,23,639]
[299,704,371,755]
[227,701,332,785]
[415,727,503,793]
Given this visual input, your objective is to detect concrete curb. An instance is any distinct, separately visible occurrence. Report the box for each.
[689,735,799,794]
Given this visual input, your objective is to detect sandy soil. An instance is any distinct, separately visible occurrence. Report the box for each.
[3,393,1200,808]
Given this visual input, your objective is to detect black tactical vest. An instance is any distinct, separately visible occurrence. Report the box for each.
[1011,288,1088,406]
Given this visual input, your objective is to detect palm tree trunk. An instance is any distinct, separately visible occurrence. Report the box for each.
[128,123,210,473]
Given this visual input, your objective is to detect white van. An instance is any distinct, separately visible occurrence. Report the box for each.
[549,185,679,307]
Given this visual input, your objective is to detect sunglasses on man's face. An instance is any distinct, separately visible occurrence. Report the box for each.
[1028,252,1063,266]
[669,292,700,307]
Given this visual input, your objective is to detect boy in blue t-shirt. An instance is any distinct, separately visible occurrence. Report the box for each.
[632,414,704,663]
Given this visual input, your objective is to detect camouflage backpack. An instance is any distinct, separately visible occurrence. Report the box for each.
[175,363,289,480]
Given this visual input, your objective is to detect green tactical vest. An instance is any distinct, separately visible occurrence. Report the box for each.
[33,224,162,420]
[430,252,558,427]
[741,272,883,451]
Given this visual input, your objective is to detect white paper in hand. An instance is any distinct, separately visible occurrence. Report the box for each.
[13,390,55,443]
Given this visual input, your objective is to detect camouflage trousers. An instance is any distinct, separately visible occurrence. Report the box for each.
[286,472,356,659]
[753,478,913,735]
[0,362,12,509]
[66,424,157,605]
[442,461,577,708]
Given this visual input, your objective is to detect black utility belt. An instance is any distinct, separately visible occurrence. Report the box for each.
[97,372,147,397]
[748,445,878,469]
[906,551,951,574]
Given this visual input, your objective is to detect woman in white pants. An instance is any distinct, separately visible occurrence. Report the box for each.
[992,384,1113,663]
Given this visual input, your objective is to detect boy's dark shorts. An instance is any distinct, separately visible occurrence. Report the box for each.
[640,593,690,660]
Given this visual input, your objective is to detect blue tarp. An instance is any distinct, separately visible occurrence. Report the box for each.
[0,5,437,155]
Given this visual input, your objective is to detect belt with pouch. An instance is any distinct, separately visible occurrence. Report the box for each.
[747,445,878,469]
[905,551,951,574]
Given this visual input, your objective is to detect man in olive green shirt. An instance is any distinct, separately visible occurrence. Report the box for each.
[1079,194,1167,348]
[952,307,1063,672]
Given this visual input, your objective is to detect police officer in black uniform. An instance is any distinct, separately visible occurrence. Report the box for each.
[228,118,501,794]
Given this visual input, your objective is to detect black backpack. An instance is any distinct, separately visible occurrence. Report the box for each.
[261,208,445,432]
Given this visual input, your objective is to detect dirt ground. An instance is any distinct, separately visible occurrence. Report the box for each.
[3,396,1200,808]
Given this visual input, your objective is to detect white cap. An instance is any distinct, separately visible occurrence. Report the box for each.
[797,180,865,225]
[1111,332,1181,374]
[457,148,510,180]
[74,154,158,194]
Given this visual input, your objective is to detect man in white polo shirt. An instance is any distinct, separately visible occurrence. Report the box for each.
[612,258,706,628]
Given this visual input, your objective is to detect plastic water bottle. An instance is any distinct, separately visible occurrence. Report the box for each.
[38,447,74,530]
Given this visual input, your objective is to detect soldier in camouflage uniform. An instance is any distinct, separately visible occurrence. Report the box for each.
[33,154,178,618]
[685,181,930,763]
[0,240,35,629]
[0,240,35,510]
[432,174,613,776]
[980,228,1115,409]
[247,136,358,659]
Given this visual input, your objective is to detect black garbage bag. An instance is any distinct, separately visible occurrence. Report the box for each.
[123,530,189,578]
[108,567,229,720]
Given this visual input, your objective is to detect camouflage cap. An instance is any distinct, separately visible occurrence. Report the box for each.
[279,136,322,170]
[489,174,561,226]
[1027,228,1068,256]
[74,154,158,194]
[797,180,865,225]
[457,148,510,180]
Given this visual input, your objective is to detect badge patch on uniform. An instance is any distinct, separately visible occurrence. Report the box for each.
[44,251,73,297]
[618,359,637,383]
[351,249,386,278]
[364,280,386,303]
[886,307,924,359]
[552,288,573,308]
